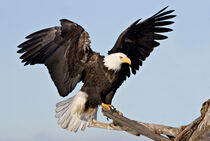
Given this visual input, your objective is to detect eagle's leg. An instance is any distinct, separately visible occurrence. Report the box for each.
[101,103,122,115]
[102,91,123,115]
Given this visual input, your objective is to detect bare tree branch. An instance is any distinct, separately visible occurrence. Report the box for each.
[189,104,210,141]
[88,99,210,141]
[137,121,182,137]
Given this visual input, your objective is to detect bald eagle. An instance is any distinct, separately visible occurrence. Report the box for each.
[17,7,175,132]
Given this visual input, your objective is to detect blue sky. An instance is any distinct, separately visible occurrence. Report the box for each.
[0,0,210,141]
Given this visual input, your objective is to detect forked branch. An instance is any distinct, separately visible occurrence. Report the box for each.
[88,99,210,141]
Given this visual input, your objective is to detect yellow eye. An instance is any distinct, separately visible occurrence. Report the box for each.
[120,56,123,59]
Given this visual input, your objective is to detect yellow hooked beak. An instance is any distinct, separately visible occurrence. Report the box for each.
[121,57,131,65]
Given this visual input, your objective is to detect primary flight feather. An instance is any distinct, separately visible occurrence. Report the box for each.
[17,6,175,132]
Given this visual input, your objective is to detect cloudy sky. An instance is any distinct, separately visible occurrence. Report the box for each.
[0,0,210,141]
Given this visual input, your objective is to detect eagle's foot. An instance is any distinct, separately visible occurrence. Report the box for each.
[115,109,122,115]
[102,103,122,116]
[101,103,112,110]
[112,107,123,116]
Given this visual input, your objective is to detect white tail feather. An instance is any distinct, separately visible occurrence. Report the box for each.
[55,91,97,132]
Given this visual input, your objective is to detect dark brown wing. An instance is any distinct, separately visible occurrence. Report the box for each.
[109,6,175,90]
[17,19,92,97]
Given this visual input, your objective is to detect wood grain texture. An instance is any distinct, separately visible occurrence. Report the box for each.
[89,99,210,141]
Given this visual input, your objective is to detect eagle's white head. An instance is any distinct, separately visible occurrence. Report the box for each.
[103,52,131,71]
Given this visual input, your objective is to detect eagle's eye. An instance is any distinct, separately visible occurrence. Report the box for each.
[119,56,123,59]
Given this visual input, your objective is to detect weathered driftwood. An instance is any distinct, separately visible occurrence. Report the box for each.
[88,99,210,141]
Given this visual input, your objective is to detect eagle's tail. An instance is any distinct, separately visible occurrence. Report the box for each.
[55,91,97,132]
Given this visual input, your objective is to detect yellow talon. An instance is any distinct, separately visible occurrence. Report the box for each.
[116,110,122,116]
[101,103,123,115]
[102,103,112,110]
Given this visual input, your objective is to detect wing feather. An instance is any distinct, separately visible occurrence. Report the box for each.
[109,6,175,91]
[17,19,92,97]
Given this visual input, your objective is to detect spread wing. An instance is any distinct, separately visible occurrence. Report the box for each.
[109,6,175,90]
[17,19,92,97]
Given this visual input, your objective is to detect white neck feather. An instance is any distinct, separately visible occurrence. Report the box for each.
[103,55,122,71]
